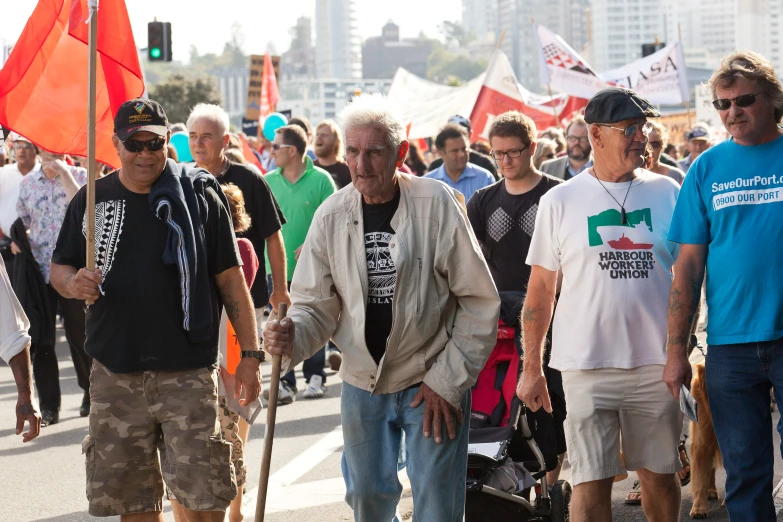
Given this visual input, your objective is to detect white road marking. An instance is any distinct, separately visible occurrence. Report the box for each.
[244,425,410,513]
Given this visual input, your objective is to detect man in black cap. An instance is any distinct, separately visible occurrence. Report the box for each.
[517,87,683,521]
[49,98,262,520]
[677,124,711,173]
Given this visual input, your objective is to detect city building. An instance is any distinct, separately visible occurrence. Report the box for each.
[462,0,500,44]
[277,78,392,123]
[315,0,362,79]
[590,0,666,72]
[212,67,249,123]
[362,22,435,79]
[280,17,316,81]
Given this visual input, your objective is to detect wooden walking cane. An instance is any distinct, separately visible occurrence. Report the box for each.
[255,302,287,522]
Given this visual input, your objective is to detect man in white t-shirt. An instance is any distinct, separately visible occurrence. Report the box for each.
[0,134,38,238]
[517,87,683,522]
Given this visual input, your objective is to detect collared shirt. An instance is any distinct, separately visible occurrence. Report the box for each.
[566,158,593,179]
[17,165,87,282]
[678,155,694,173]
[424,162,495,202]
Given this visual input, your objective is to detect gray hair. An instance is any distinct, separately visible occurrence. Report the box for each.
[338,93,406,152]
[186,103,230,137]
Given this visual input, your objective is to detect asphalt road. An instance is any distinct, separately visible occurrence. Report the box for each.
[0,328,782,521]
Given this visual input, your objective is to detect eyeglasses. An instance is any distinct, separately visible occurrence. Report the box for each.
[13,141,34,150]
[566,136,589,144]
[123,137,166,153]
[272,143,295,151]
[598,122,653,138]
[649,140,663,149]
[712,92,764,111]
[490,146,529,160]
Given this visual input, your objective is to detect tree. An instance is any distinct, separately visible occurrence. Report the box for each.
[438,21,476,48]
[148,75,222,124]
[426,47,487,83]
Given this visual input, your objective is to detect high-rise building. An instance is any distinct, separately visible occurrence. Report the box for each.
[281,17,316,81]
[590,0,666,72]
[462,0,500,44]
[564,0,591,54]
[497,0,568,90]
[315,0,362,79]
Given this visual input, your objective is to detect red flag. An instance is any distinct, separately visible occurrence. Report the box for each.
[469,50,561,141]
[259,52,279,118]
[238,134,265,174]
[0,0,144,168]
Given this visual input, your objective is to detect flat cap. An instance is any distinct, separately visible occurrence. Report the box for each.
[584,87,660,124]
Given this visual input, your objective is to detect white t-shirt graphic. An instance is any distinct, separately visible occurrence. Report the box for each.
[526,169,680,370]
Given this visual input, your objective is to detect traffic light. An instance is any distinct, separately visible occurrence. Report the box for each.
[641,42,665,58]
[148,21,172,62]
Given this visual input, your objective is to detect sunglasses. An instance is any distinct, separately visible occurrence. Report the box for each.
[272,143,295,151]
[712,92,764,111]
[123,137,166,153]
[598,122,653,138]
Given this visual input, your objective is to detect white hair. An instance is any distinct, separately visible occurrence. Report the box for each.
[338,93,406,152]
[186,103,230,137]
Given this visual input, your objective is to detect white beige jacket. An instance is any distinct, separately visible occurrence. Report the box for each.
[283,173,500,407]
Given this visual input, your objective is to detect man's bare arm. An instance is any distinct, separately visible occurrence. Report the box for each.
[215,266,259,351]
[521,265,558,372]
[50,263,78,299]
[9,347,40,442]
[667,244,707,354]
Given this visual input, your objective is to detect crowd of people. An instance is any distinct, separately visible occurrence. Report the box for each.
[0,48,781,522]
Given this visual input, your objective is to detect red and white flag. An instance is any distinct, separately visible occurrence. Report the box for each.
[537,24,606,100]
[470,50,580,140]
[0,0,145,168]
[259,51,279,118]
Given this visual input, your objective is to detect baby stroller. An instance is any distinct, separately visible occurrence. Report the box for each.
[466,292,571,522]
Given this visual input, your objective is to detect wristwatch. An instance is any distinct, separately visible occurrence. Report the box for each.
[240,350,266,362]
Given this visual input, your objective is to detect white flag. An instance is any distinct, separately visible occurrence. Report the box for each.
[536,24,605,99]
[600,42,689,105]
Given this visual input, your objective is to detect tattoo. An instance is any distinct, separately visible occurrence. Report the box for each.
[523,302,542,323]
[668,335,688,347]
[9,349,32,396]
[668,286,682,315]
[224,294,241,321]
[687,275,702,324]
[16,402,35,417]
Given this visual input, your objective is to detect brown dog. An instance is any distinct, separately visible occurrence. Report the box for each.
[689,363,723,519]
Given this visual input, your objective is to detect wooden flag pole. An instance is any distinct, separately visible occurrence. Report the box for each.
[86,1,98,274]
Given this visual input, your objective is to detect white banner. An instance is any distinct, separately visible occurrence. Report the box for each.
[537,24,690,105]
[601,42,689,105]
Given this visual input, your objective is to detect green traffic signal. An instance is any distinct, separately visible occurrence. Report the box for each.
[150,47,161,59]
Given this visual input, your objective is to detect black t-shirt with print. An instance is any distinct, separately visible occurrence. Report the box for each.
[51,172,241,373]
[467,175,562,292]
[219,162,286,307]
[363,191,400,365]
[314,160,353,190]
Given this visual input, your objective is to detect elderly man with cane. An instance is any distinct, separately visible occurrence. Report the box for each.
[264,93,500,521]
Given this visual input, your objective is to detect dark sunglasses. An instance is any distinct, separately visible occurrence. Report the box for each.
[123,137,166,153]
[712,92,764,111]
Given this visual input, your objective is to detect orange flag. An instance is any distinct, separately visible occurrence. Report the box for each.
[259,51,279,118]
[0,0,145,168]
[238,134,265,174]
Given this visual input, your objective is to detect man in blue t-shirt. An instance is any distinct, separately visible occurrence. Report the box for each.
[664,51,783,521]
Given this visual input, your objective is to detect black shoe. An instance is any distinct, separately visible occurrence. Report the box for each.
[80,392,90,418]
[41,409,59,426]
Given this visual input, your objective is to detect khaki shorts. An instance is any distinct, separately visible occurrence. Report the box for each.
[83,361,237,516]
[561,364,682,486]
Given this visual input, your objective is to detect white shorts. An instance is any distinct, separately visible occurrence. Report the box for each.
[561,365,682,486]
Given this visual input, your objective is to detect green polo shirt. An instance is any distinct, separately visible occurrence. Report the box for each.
[264,157,336,281]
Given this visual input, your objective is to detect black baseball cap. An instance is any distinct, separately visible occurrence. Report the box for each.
[584,87,660,125]
[114,98,169,141]
[687,127,709,141]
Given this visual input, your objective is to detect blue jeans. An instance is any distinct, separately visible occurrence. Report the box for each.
[706,338,783,522]
[340,382,470,522]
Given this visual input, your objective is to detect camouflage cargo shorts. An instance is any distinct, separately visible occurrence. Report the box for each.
[82,361,237,517]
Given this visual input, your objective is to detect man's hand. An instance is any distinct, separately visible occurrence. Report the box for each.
[410,383,464,444]
[663,349,693,400]
[269,289,292,314]
[41,158,70,179]
[263,317,295,356]
[294,245,303,262]
[10,242,20,255]
[66,268,102,304]
[516,368,552,413]
[234,358,261,407]
[16,398,41,443]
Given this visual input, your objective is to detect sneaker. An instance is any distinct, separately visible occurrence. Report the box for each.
[327,349,342,372]
[303,375,326,399]
[263,381,297,405]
